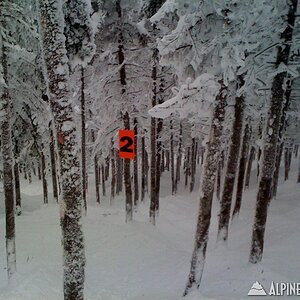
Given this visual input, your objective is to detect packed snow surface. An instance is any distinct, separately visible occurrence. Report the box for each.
[0,162,300,300]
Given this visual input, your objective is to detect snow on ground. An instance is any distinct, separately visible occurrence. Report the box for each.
[0,160,300,300]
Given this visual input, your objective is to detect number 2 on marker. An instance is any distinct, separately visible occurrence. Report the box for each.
[119,129,135,159]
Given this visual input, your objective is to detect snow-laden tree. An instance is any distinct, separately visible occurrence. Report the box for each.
[37,0,96,298]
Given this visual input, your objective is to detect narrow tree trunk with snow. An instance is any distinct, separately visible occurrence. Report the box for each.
[218,89,244,241]
[170,120,175,194]
[101,164,106,196]
[110,142,116,204]
[175,123,182,194]
[1,26,17,279]
[250,0,297,264]
[141,135,146,202]
[245,146,255,189]
[14,163,21,213]
[133,118,139,208]
[232,123,250,218]
[81,66,87,212]
[50,126,58,202]
[184,80,227,296]
[41,149,48,204]
[38,1,86,297]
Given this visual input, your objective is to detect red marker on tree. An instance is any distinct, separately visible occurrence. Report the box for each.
[119,129,135,159]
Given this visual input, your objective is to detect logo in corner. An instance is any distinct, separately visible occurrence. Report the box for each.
[248,281,267,296]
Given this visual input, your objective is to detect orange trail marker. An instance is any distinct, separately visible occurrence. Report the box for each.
[119,129,135,159]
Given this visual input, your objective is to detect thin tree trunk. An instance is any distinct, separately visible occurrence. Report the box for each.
[216,159,222,201]
[41,149,48,204]
[101,164,106,196]
[218,86,244,241]
[170,120,175,194]
[1,34,17,279]
[133,118,139,208]
[141,136,146,202]
[245,146,255,189]
[38,161,42,180]
[190,138,197,192]
[185,147,190,188]
[110,142,116,205]
[150,48,158,225]
[249,0,297,264]
[175,123,182,194]
[91,129,100,204]
[50,126,58,202]
[232,123,250,218]
[81,66,87,213]
[183,80,227,296]
[14,163,21,215]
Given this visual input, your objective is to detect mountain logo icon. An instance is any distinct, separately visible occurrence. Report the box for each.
[248,281,267,296]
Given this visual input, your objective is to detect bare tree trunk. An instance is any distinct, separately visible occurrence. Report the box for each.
[41,149,48,204]
[170,120,175,194]
[216,159,222,201]
[185,147,191,188]
[133,118,139,209]
[141,136,146,202]
[81,67,87,213]
[245,146,255,189]
[150,49,158,225]
[218,87,244,241]
[250,0,297,264]
[101,164,106,196]
[50,126,58,202]
[166,149,170,171]
[110,142,116,205]
[190,138,197,192]
[298,155,300,183]
[14,163,21,214]
[184,80,227,296]
[232,123,250,218]
[1,35,17,279]
[38,161,42,180]
[175,123,182,194]
[105,156,110,180]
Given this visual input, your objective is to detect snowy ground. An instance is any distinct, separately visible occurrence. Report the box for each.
[0,161,300,300]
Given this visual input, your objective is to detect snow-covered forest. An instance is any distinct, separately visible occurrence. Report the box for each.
[1,0,300,299]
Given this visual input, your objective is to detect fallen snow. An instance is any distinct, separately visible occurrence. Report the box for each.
[0,160,299,300]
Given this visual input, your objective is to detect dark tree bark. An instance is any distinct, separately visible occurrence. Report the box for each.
[216,159,222,201]
[141,136,146,202]
[133,118,139,208]
[232,123,250,218]
[170,120,175,194]
[41,149,48,204]
[14,163,21,213]
[101,164,106,196]
[91,129,100,204]
[1,29,17,279]
[245,146,256,189]
[218,86,244,241]
[184,80,227,296]
[185,147,191,188]
[110,141,116,204]
[190,138,197,192]
[81,66,87,213]
[175,123,182,194]
[50,126,58,202]
[250,0,297,264]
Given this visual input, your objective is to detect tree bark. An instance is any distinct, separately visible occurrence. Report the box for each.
[1,22,17,278]
[110,141,116,205]
[81,66,87,213]
[14,163,21,214]
[38,1,86,297]
[245,146,255,189]
[50,126,58,202]
[101,164,106,196]
[41,149,48,204]
[133,118,139,208]
[170,120,175,194]
[218,86,244,241]
[141,136,146,202]
[249,0,297,264]
[175,123,182,194]
[232,123,250,218]
[184,80,227,296]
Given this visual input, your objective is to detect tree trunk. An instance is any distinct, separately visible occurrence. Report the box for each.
[190,138,197,192]
[150,49,158,225]
[185,147,190,188]
[232,123,250,218]
[218,87,244,241]
[170,120,175,194]
[245,146,255,189]
[133,118,139,208]
[38,1,86,297]
[50,126,58,202]
[216,159,222,201]
[1,34,17,279]
[41,149,48,204]
[14,163,21,214]
[249,0,297,264]
[101,164,106,196]
[141,136,146,202]
[81,66,87,213]
[183,80,227,296]
[175,123,182,194]
[110,142,116,205]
